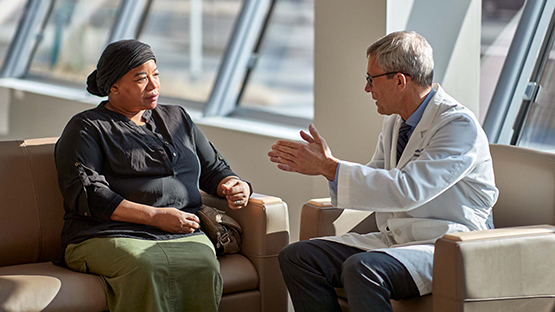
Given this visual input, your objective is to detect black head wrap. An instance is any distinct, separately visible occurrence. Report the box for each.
[86,39,156,97]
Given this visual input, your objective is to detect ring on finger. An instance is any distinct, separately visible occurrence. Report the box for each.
[235,200,241,206]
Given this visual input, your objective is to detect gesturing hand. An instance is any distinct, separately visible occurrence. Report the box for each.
[221,178,250,210]
[268,124,339,180]
[151,208,200,234]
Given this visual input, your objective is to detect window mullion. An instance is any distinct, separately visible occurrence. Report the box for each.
[235,0,277,107]
[483,0,555,143]
[204,0,271,117]
[0,0,52,78]
[108,0,150,42]
[511,9,555,145]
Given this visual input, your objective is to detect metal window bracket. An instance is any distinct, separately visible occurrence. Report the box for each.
[522,81,541,102]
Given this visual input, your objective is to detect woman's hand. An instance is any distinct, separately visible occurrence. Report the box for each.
[220,178,250,210]
[151,207,200,233]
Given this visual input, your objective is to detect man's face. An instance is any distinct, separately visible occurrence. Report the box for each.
[365,56,400,116]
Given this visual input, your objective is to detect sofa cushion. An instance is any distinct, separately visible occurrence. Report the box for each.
[0,262,107,312]
[0,254,258,311]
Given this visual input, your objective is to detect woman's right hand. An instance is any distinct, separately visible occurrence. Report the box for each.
[151,208,200,234]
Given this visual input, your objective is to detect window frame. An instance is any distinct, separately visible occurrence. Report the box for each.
[483,0,555,144]
[230,0,313,126]
[0,0,314,129]
[0,0,52,78]
[510,9,555,145]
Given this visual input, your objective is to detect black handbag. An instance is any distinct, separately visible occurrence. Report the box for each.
[197,204,242,255]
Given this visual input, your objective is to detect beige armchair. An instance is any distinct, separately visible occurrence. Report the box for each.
[300,144,555,312]
[0,138,290,312]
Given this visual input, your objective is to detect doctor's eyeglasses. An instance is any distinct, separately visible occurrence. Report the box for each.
[366,72,411,87]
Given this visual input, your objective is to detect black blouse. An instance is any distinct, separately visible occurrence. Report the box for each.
[55,102,236,252]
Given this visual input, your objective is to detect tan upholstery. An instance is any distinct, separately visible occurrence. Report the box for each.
[0,138,290,312]
[300,144,555,312]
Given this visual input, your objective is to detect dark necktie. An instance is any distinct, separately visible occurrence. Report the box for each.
[397,120,412,162]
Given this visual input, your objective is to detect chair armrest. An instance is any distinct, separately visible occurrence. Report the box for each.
[202,192,290,312]
[299,198,378,241]
[433,225,555,311]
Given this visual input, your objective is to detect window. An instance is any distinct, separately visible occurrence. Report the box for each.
[2,0,314,127]
[138,0,243,105]
[27,0,123,85]
[517,46,555,151]
[482,0,555,144]
[0,0,27,68]
[237,0,314,119]
[480,0,525,122]
[515,11,555,151]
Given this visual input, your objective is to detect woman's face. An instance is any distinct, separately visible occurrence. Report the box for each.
[109,60,160,112]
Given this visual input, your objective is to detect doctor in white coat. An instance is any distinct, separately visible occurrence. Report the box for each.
[269,31,498,312]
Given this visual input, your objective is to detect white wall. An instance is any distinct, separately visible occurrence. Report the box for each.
[0,0,481,242]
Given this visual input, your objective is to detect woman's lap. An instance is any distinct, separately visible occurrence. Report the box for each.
[65,234,222,312]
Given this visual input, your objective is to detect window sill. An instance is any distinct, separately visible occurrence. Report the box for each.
[196,116,303,141]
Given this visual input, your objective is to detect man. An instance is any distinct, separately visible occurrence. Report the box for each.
[268,31,498,312]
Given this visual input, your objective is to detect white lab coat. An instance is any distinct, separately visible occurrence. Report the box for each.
[320,84,498,295]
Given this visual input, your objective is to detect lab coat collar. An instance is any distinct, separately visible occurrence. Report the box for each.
[395,83,444,168]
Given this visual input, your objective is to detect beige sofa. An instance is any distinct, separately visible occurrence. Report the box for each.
[0,138,290,312]
[300,144,555,312]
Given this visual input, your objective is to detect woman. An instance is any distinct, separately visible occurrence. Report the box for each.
[55,39,251,312]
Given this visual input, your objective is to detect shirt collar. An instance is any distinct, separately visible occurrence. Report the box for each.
[98,100,154,123]
[405,89,435,128]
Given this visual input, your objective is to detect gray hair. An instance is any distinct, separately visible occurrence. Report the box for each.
[366,31,434,87]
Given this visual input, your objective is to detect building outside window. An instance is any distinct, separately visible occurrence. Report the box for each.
[517,38,555,152]
[2,0,315,123]
[237,0,314,119]
[139,0,243,105]
[0,0,27,68]
[27,0,123,86]
[480,0,525,122]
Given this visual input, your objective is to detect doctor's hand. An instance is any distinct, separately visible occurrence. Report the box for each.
[268,124,339,180]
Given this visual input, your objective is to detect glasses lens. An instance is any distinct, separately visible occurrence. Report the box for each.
[366,76,372,87]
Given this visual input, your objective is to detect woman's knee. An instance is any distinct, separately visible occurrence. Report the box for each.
[195,250,220,276]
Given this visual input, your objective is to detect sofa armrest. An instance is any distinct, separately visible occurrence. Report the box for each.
[201,192,289,257]
[433,225,555,311]
[299,198,378,241]
[201,192,289,312]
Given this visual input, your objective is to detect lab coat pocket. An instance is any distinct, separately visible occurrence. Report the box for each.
[387,218,470,244]
[411,219,470,242]
[386,218,418,244]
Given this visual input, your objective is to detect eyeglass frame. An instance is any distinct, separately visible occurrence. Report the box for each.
[365,71,411,87]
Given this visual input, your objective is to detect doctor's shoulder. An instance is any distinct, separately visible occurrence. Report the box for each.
[430,110,480,142]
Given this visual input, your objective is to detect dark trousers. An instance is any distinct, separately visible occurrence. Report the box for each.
[278,239,419,312]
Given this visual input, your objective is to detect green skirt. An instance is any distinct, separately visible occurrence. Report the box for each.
[65,234,222,312]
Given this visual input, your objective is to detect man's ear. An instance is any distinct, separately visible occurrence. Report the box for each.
[396,73,408,90]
